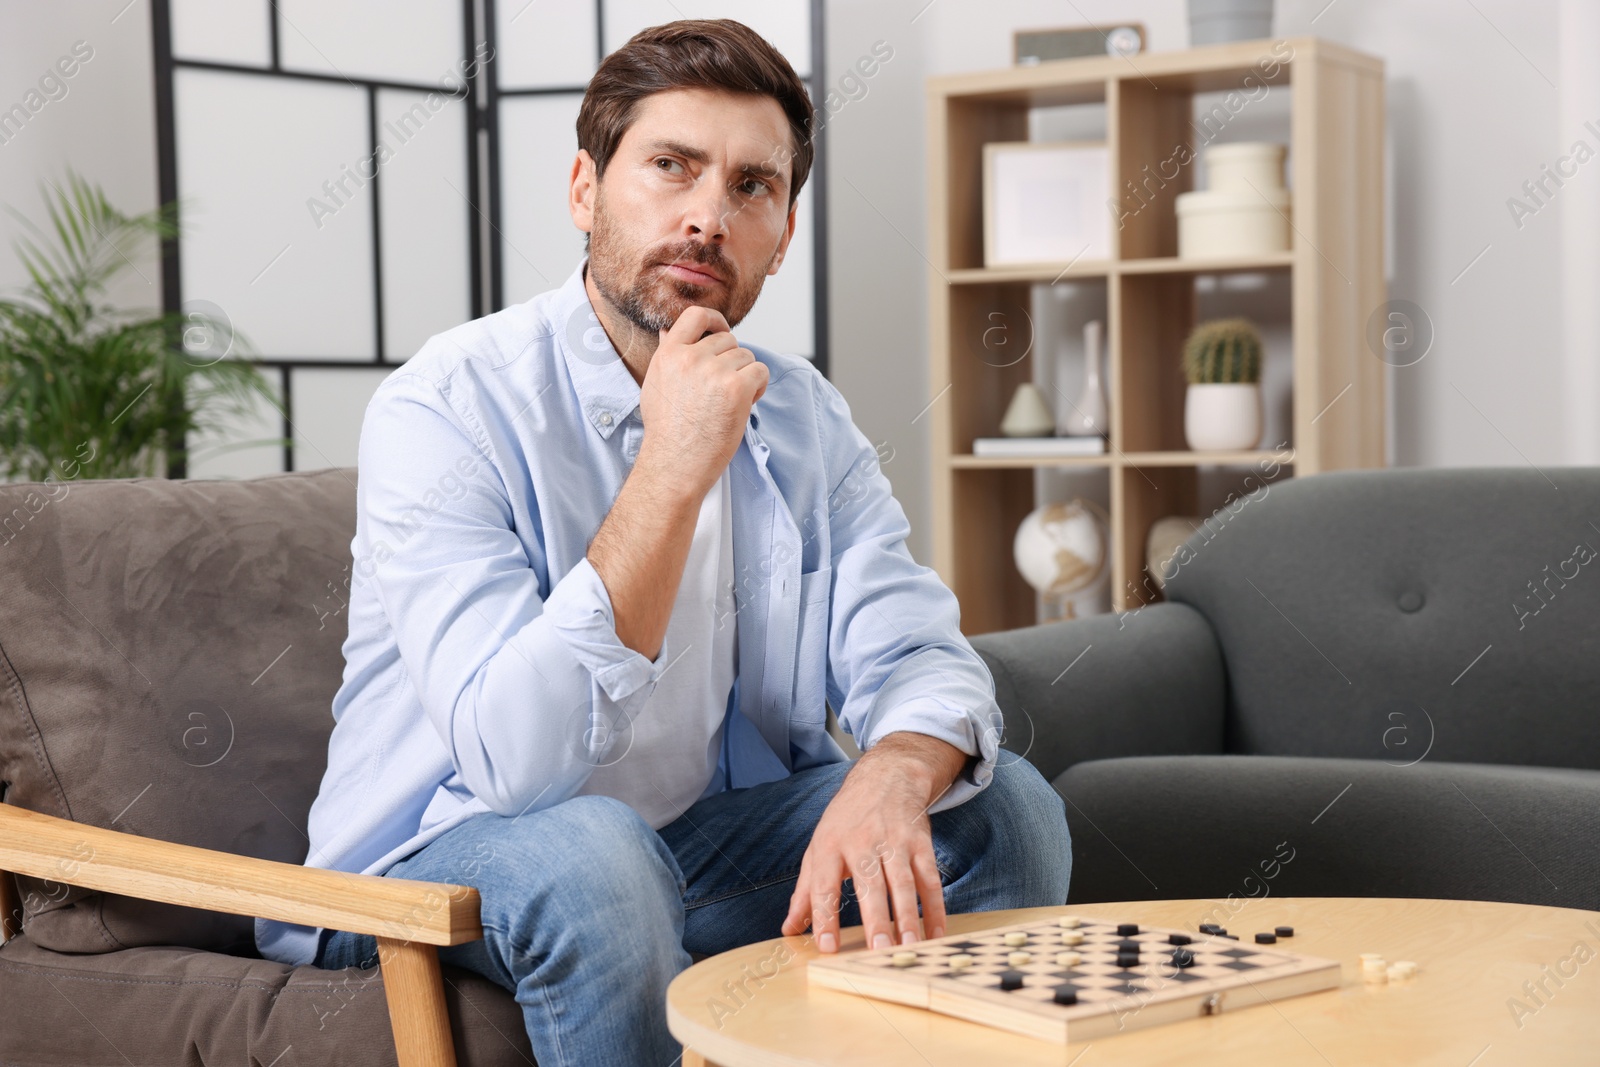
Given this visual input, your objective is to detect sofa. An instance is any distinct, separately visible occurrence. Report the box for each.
[967,467,1600,913]
[0,469,531,1067]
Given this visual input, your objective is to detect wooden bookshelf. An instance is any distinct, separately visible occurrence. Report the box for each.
[926,37,1386,632]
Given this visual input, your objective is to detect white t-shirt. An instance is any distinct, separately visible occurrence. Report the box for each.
[574,466,737,829]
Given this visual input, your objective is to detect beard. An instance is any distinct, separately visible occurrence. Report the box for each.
[586,191,774,335]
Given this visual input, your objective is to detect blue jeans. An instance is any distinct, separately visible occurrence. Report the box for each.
[318,754,1071,1066]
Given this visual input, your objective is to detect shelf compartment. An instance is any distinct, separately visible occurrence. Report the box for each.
[1109,77,1196,262]
[1113,272,1194,454]
[948,467,1041,635]
[1113,464,1198,609]
[945,282,1037,453]
[931,83,1109,273]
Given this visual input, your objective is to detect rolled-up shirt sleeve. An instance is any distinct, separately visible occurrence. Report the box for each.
[356,374,670,817]
[811,372,1003,814]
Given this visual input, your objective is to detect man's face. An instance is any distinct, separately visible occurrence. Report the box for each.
[573,87,798,335]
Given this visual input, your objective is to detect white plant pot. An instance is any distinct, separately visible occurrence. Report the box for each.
[1184,382,1263,451]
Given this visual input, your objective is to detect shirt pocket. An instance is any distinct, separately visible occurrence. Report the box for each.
[791,563,832,723]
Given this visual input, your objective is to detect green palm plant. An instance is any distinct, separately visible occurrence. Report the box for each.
[0,169,284,482]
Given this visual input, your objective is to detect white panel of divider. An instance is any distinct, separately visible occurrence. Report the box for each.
[276,0,463,85]
[175,67,376,360]
[495,0,598,90]
[375,89,472,361]
[601,0,811,77]
[498,93,586,306]
[170,0,273,67]
[291,367,397,470]
[186,373,286,480]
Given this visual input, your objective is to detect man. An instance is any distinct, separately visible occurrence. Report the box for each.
[255,18,1070,1065]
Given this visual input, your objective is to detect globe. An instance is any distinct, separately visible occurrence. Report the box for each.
[1013,499,1109,611]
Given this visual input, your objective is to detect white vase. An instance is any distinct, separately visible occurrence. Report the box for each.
[1060,320,1107,437]
[1184,382,1263,451]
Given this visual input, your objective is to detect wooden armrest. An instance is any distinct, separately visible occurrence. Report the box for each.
[0,803,480,947]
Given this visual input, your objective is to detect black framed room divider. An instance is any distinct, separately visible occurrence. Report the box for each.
[151,0,828,477]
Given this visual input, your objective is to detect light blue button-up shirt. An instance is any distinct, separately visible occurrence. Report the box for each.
[255,256,1002,967]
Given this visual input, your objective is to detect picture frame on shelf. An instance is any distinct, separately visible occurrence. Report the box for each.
[982,140,1111,268]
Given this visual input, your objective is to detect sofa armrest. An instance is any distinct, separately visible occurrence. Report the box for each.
[0,802,480,947]
[969,602,1228,783]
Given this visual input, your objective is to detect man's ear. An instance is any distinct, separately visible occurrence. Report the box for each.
[768,199,799,276]
[570,149,597,235]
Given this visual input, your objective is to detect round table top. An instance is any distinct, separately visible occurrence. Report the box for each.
[666,897,1600,1065]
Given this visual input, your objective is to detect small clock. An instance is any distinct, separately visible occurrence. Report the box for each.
[1105,26,1144,57]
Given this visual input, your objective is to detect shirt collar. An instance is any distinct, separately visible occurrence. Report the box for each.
[555,256,760,441]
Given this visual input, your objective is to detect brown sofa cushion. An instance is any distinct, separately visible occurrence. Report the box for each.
[0,931,534,1065]
[0,469,358,955]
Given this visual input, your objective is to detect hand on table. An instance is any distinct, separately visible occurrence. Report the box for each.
[781,732,970,954]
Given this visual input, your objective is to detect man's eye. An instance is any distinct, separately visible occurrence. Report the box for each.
[655,158,685,174]
[740,178,772,197]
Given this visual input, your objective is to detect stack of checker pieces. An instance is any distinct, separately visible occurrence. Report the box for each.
[807,915,1342,1044]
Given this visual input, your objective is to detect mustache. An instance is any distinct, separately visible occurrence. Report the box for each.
[648,243,733,280]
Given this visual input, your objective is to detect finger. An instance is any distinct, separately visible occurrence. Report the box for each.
[666,305,731,345]
[851,850,895,951]
[781,855,813,937]
[912,849,947,939]
[739,358,769,400]
[884,852,924,945]
[690,334,744,361]
[808,856,846,953]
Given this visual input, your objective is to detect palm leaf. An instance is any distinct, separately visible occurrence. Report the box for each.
[0,168,278,481]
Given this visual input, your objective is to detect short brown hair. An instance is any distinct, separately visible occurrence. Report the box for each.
[576,19,815,211]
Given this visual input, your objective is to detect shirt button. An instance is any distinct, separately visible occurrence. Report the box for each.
[598,412,613,426]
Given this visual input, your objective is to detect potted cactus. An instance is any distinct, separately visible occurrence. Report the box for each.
[1182,317,1264,451]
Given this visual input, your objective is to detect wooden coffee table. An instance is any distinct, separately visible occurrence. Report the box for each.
[667,897,1600,1065]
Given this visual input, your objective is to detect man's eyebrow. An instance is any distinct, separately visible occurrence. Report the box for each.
[641,139,789,188]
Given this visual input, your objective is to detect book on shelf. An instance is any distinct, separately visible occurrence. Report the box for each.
[972,436,1106,457]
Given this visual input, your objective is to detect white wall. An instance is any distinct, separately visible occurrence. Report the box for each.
[0,0,159,310]
[826,0,1577,563]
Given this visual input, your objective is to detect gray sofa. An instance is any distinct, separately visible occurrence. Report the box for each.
[968,467,1600,912]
